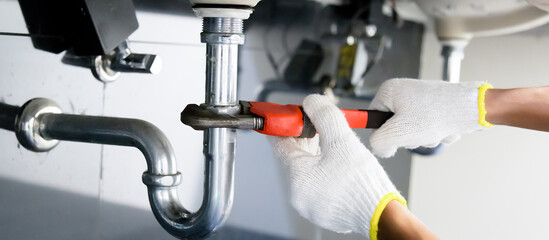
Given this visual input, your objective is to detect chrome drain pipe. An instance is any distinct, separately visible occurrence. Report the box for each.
[1,3,257,239]
[0,96,229,239]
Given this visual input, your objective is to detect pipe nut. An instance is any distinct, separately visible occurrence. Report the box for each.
[15,98,62,152]
[201,33,245,45]
[92,55,121,83]
[142,172,182,187]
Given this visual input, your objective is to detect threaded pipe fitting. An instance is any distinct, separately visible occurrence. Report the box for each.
[203,17,244,34]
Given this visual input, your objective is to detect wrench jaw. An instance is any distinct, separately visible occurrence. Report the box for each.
[239,100,253,115]
[180,102,264,131]
[181,101,311,137]
[246,101,307,137]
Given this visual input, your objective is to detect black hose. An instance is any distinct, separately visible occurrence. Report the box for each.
[0,102,20,131]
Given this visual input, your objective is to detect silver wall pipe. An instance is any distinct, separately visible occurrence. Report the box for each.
[39,114,177,175]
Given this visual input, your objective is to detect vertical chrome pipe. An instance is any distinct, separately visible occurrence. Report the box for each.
[441,40,468,83]
[203,18,242,106]
[200,16,243,235]
[205,43,239,105]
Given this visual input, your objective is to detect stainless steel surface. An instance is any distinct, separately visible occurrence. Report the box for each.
[14,98,62,152]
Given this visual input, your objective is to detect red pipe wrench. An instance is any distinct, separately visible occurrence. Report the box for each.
[181,101,393,138]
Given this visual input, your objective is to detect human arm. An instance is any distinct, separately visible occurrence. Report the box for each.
[378,200,440,240]
[270,94,438,239]
[486,86,549,132]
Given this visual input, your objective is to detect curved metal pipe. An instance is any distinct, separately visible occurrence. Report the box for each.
[38,114,178,175]
[0,98,232,239]
[39,112,231,239]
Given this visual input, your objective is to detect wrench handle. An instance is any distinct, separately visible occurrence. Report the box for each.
[299,109,394,138]
[342,109,394,129]
[248,101,393,138]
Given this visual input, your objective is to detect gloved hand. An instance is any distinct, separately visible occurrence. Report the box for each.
[369,78,491,158]
[270,95,406,239]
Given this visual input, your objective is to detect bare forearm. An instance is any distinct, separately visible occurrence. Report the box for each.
[486,86,549,131]
[378,201,439,240]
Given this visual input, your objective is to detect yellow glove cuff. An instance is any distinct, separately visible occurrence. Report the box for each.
[478,83,494,128]
[369,192,407,240]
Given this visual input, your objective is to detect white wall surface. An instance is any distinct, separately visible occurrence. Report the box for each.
[410,25,549,239]
[0,0,105,198]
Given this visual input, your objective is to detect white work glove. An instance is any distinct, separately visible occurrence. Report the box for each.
[270,95,406,239]
[369,78,489,158]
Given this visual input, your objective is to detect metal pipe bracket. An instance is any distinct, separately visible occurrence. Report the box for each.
[15,98,63,152]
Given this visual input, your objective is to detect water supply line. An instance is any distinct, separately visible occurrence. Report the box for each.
[0,1,260,239]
